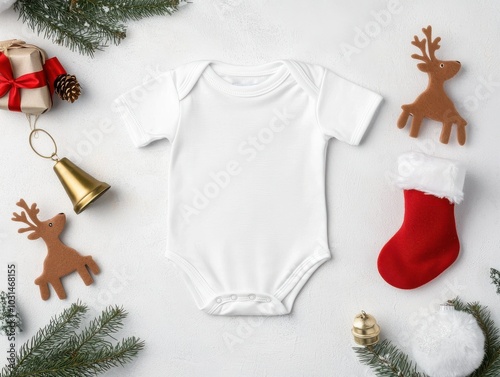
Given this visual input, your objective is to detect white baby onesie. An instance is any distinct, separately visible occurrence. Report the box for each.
[117,60,382,316]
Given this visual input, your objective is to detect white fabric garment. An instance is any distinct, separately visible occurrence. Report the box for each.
[116,60,383,316]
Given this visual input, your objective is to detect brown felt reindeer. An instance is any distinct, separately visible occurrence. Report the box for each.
[398,26,467,145]
[12,199,100,300]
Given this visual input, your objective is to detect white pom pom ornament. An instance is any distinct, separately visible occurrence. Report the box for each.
[410,303,485,377]
[0,0,16,13]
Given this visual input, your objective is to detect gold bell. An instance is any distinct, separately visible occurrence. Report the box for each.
[352,310,381,346]
[28,128,111,214]
[53,157,111,214]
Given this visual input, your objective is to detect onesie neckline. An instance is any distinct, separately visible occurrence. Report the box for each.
[203,60,290,97]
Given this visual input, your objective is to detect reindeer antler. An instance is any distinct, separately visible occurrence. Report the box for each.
[12,199,41,235]
[411,26,441,62]
[411,35,429,62]
[422,26,441,61]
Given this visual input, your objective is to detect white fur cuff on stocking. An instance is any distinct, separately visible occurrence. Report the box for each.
[395,152,466,204]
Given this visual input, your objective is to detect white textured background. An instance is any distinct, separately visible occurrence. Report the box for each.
[1,1,500,376]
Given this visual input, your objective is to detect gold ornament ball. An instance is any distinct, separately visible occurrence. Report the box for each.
[352,310,381,346]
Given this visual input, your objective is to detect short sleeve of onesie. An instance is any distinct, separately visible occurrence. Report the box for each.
[317,68,382,145]
[115,71,179,147]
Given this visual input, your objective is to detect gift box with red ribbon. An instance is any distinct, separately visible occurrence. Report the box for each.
[0,39,69,115]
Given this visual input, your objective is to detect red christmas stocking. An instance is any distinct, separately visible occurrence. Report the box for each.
[377,152,466,289]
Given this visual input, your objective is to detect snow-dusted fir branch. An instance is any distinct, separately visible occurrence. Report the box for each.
[491,268,500,296]
[354,339,427,377]
[13,0,181,56]
[0,291,22,336]
[0,302,144,377]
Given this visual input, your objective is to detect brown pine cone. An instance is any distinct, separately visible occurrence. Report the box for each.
[54,74,81,103]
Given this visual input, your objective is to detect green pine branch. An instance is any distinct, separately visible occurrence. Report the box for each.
[66,305,126,355]
[491,268,500,295]
[13,0,181,56]
[0,302,144,377]
[354,339,428,377]
[9,301,87,375]
[81,0,179,21]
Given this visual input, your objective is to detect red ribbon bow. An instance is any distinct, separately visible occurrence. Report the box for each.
[0,52,47,112]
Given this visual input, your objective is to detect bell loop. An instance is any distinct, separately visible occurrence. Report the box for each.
[29,128,58,160]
